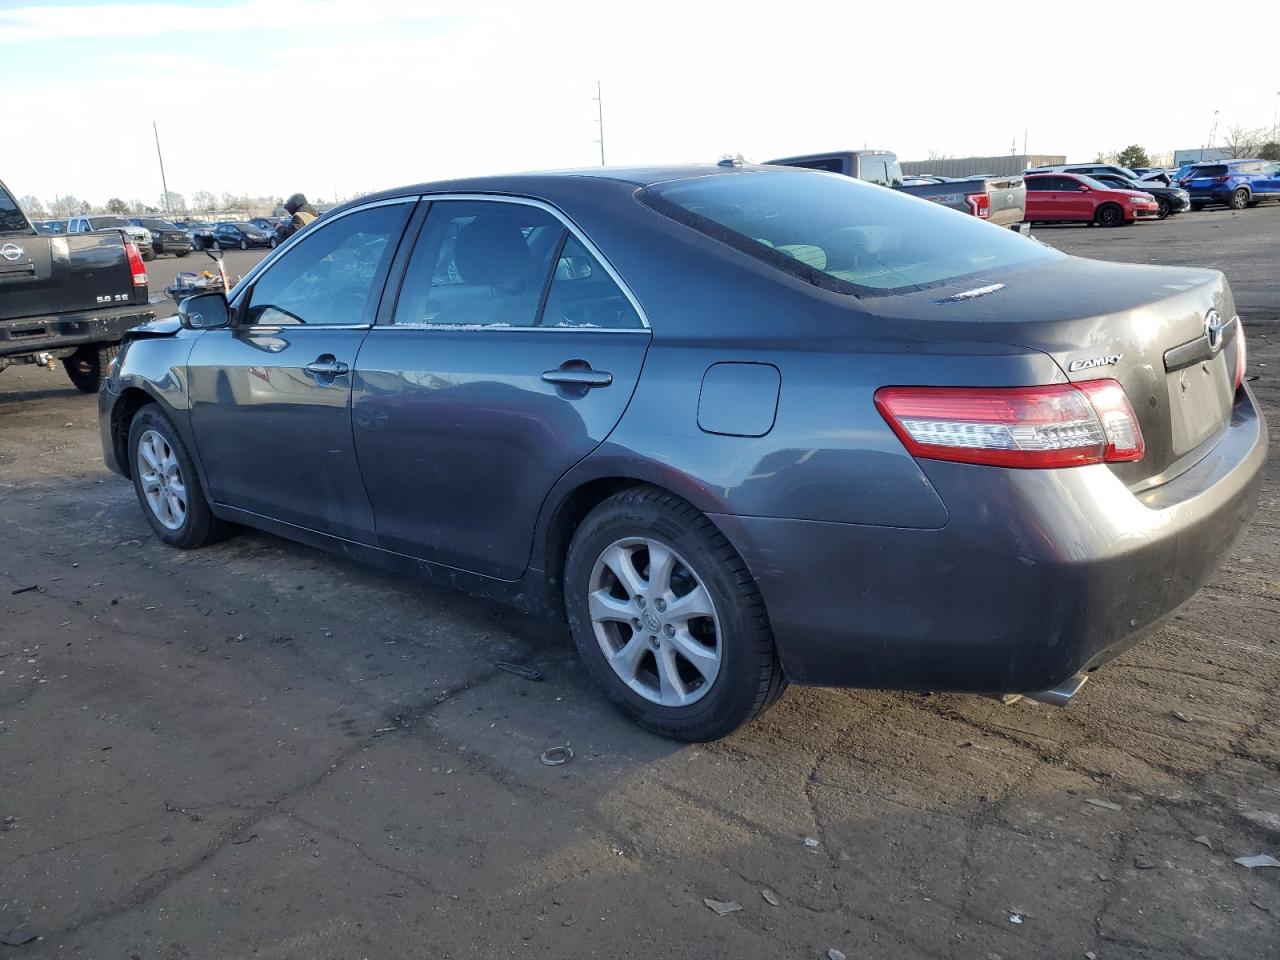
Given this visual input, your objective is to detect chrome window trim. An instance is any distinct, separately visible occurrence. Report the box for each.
[389,191,651,332]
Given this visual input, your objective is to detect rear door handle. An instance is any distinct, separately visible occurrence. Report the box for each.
[542,366,612,388]
[305,356,349,377]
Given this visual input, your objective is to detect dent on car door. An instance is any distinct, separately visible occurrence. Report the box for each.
[186,200,415,542]
[352,197,652,580]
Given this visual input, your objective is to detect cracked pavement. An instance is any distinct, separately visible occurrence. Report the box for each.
[1,209,1277,958]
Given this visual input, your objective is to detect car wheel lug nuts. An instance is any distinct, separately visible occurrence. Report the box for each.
[655,599,666,612]
[635,596,645,608]
[664,624,675,637]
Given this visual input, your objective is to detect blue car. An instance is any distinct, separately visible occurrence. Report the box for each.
[1180,159,1280,210]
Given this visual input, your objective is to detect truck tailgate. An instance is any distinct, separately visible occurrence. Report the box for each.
[0,232,140,323]
[984,177,1026,228]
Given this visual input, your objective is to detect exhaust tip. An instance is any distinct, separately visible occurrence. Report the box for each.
[1024,673,1090,707]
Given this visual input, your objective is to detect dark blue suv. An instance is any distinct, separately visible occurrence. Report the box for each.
[1181,159,1280,210]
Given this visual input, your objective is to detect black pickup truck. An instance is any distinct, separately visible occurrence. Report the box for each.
[1,180,155,393]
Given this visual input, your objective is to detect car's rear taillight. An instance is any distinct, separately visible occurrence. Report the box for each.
[874,380,1145,469]
[965,192,991,219]
[125,240,147,286]
[1235,323,1247,391]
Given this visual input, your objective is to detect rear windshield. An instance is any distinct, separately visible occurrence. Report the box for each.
[1187,165,1227,177]
[640,170,1059,295]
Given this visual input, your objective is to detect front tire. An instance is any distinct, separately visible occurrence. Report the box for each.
[61,342,118,393]
[564,487,786,741]
[1231,188,1250,210]
[127,406,229,549]
[1156,197,1171,219]
[1096,203,1124,227]
[239,239,248,250]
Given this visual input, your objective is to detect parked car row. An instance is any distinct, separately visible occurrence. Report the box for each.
[176,219,280,251]
[1021,158,1280,226]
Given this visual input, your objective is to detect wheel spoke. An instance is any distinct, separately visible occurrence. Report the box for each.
[669,628,718,670]
[655,647,688,705]
[664,584,715,623]
[600,543,646,598]
[589,589,635,624]
[645,542,676,596]
[166,492,184,520]
[139,440,161,471]
[609,634,648,678]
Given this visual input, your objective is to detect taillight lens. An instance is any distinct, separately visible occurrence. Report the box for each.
[875,379,1145,469]
[125,240,147,287]
[1234,323,1247,391]
[965,192,991,219]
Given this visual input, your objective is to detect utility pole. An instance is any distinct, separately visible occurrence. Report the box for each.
[1205,109,1219,155]
[153,121,171,216]
[593,81,605,166]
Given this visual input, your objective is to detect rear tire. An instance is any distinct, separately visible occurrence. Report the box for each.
[61,342,118,393]
[127,405,229,549]
[564,486,786,741]
[239,239,248,250]
[1231,188,1249,210]
[1096,203,1124,227]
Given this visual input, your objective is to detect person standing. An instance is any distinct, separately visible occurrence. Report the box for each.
[279,193,318,241]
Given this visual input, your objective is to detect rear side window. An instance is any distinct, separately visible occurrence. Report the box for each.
[0,186,32,234]
[1189,165,1227,177]
[642,170,1059,295]
[542,235,643,329]
[394,200,562,328]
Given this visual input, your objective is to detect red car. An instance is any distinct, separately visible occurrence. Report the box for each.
[1025,172,1159,226]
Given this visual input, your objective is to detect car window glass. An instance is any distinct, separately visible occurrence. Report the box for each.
[1026,177,1051,192]
[245,203,410,326]
[541,235,643,329]
[393,200,562,328]
[860,159,889,186]
[0,187,30,233]
[643,169,1060,295]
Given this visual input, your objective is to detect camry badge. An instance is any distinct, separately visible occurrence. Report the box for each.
[1205,309,1224,353]
[0,243,24,261]
[1068,353,1123,372]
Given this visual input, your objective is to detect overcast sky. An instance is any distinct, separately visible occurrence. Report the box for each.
[4,0,1278,207]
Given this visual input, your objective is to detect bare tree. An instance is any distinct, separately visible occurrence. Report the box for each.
[926,149,952,161]
[159,191,186,215]
[190,190,217,212]
[19,195,46,219]
[1220,126,1268,159]
[48,196,80,219]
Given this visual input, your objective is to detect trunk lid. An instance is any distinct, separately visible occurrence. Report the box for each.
[870,256,1239,487]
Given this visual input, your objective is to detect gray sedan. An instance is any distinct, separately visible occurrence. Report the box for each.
[99,165,1266,740]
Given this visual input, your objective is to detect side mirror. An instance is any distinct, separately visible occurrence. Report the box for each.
[178,292,231,330]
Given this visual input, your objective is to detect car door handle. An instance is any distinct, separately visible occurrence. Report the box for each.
[542,366,612,388]
[305,356,349,377]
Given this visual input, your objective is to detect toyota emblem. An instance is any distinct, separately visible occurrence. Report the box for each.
[1205,309,1224,353]
[0,243,24,262]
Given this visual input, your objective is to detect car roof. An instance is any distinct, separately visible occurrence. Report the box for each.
[348,164,774,207]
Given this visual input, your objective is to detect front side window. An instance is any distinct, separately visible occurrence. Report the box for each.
[393,200,562,327]
[244,203,410,326]
[641,170,1060,295]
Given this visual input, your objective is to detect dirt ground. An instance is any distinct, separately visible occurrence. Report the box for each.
[2,208,1277,960]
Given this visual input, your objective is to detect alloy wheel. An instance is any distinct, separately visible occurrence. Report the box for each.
[136,429,187,531]
[587,537,721,707]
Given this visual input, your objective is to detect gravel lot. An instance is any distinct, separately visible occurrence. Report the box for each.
[2,208,1277,959]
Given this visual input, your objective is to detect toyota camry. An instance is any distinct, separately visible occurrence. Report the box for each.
[99,164,1266,740]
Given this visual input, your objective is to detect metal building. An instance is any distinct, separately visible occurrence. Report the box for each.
[901,154,1066,178]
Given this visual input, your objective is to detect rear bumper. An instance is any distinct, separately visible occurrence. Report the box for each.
[0,304,154,358]
[714,387,1267,694]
